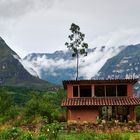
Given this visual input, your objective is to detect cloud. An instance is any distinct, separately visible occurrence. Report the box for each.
[22,43,126,80]
[91,28,140,48]
[78,28,140,79]
[23,54,76,78]
[12,54,39,77]
[0,0,56,19]
[21,27,140,81]
[78,45,126,79]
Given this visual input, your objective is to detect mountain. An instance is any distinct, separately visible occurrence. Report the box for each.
[0,37,54,90]
[23,46,126,84]
[96,44,140,97]
[23,51,76,85]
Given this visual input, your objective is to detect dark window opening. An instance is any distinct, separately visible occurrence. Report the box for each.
[99,106,129,122]
[80,85,92,97]
[117,85,127,96]
[95,85,105,97]
[106,85,116,96]
[73,86,78,97]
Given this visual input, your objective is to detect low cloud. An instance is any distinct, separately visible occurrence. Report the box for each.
[23,54,76,78]
[79,45,126,78]
[23,45,126,80]
[21,28,140,81]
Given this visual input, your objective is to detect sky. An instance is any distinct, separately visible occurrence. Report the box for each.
[0,0,140,58]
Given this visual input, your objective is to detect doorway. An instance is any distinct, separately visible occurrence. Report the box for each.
[99,106,129,122]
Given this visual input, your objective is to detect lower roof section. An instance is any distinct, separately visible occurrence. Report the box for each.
[61,97,140,107]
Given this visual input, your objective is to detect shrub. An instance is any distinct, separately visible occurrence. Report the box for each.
[0,127,34,140]
[96,117,102,124]
[128,120,137,126]
[37,134,47,140]
[43,121,62,140]
[109,133,130,140]
[0,127,22,140]
[110,133,123,140]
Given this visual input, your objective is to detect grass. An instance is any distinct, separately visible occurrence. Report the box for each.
[130,133,140,140]
[0,126,140,140]
[58,132,140,140]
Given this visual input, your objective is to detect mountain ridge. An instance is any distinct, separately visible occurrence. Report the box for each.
[96,44,140,97]
[23,45,126,84]
[1,36,139,94]
[0,37,54,90]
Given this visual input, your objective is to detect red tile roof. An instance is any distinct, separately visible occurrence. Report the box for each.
[61,97,140,107]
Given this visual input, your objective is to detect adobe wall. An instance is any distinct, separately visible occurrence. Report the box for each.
[127,84,133,97]
[129,106,136,121]
[67,84,73,98]
[67,83,134,98]
[67,106,99,122]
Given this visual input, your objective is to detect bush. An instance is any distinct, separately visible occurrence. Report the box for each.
[135,106,140,122]
[37,134,47,140]
[41,121,62,139]
[0,127,34,140]
[0,127,22,140]
[109,133,130,140]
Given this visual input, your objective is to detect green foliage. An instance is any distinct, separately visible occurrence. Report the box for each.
[0,88,20,123]
[0,88,14,115]
[41,121,62,140]
[6,105,20,120]
[37,134,47,140]
[96,116,102,124]
[0,86,139,140]
[0,86,39,105]
[0,127,21,140]
[135,106,140,122]
[0,86,66,128]
[23,89,66,123]
[0,127,138,140]
[65,23,88,80]
[109,133,131,140]
[24,92,42,116]
[58,131,109,140]
[0,127,33,140]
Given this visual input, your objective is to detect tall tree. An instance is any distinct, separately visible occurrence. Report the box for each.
[65,23,88,80]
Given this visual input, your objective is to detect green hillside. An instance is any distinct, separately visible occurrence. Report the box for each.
[0,37,55,90]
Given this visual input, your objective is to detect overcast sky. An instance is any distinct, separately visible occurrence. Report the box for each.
[0,0,140,58]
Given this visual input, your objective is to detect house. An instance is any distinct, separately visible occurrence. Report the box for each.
[61,79,140,122]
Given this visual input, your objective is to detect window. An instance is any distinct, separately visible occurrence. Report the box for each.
[80,85,92,97]
[117,85,127,96]
[94,85,105,97]
[106,85,116,96]
[73,86,78,97]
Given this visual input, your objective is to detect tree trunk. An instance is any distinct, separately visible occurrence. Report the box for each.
[76,52,79,80]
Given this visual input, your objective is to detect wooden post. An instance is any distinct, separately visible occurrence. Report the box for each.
[92,84,94,97]
[129,106,135,121]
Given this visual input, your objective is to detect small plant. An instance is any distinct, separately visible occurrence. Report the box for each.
[20,131,33,140]
[96,117,102,124]
[42,121,62,140]
[122,133,130,140]
[0,127,22,140]
[114,119,119,124]
[101,119,106,124]
[128,120,137,126]
[110,133,123,140]
[67,120,78,125]
[0,127,34,140]
[38,133,47,140]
